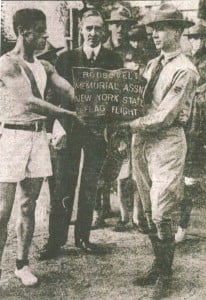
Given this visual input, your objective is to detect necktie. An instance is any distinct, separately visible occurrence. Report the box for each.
[144,55,164,105]
[89,51,95,65]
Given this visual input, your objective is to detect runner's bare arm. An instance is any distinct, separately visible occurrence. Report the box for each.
[0,56,76,118]
[51,72,74,100]
[41,60,75,105]
[26,94,76,117]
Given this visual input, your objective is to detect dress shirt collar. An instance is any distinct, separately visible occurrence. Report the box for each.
[83,43,101,60]
[160,48,181,65]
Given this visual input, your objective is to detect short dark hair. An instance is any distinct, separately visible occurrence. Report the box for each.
[81,9,105,23]
[13,9,46,36]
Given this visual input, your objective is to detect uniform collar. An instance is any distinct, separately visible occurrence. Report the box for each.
[160,48,181,65]
[196,82,206,93]
[83,43,101,60]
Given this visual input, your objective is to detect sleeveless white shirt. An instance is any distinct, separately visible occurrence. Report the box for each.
[0,54,48,124]
[23,57,47,99]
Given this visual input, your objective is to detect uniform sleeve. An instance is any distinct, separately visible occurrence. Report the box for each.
[130,69,198,133]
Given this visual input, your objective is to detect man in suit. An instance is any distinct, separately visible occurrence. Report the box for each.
[39,9,122,259]
[120,4,198,299]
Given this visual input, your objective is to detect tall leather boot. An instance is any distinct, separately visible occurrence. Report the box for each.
[152,221,175,300]
[133,214,158,286]
[133,233,162,286]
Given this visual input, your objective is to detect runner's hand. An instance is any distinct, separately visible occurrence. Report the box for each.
[63,110,86,126]
[52,134,67,150]
[117,121,131,133]
[52,119,67,150]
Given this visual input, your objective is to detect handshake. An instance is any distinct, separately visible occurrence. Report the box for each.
[116,121,131,136]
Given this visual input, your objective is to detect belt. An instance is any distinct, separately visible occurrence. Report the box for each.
[1,121,45,132]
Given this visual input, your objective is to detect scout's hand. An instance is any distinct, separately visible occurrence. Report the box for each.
[117,121,142,135]
[76,116,86,127]
[117,121,131,133]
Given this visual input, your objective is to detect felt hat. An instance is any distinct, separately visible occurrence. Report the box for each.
[145,3,194,29]
[184,22,206,37]
[128,25,147,40]
[105,6,136,25]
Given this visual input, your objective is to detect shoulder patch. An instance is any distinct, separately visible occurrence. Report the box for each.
[173,86,182,94]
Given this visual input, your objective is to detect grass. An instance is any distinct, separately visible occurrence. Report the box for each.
[1,181,206,299]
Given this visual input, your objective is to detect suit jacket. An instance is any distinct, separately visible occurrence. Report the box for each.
[55,45,123,135]
[56,45,123,86]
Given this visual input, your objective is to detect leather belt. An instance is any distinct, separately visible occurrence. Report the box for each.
[2,121,45,132]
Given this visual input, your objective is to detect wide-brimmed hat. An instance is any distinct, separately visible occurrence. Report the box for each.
[128,25,147,40]
[105,6,137,24]
[184,22,206,38]
[145,4,194,29]
[36,41,64,59]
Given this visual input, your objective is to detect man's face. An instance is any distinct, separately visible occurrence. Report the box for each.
[23,20,48,51]
[109,22,128,46]
[189,36,202,55]
[152,23,179,52]
[129,39,144,49]
[81,16,104,48]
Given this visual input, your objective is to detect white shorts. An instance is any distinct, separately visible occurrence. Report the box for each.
[0,128,52,182]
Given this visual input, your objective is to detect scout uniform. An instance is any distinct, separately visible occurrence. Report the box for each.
[124,4,198,299]
[132,51,198,225]
[104,5,137,62]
